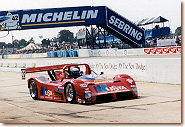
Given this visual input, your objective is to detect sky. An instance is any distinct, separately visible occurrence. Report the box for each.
[0,0,181,44]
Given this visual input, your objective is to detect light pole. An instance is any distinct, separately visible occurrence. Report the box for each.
[12,34,14,54]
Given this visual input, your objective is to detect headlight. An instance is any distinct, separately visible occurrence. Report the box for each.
[130,85,138,95]
[84,91,92,101]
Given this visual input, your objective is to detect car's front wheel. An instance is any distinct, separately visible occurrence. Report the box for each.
[65,83,76,103]
[29,79,38,100]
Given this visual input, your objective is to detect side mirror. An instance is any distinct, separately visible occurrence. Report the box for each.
[100,72,104,75]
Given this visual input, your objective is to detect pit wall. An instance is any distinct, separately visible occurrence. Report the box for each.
[0,47,181,84]
[79,46,181,57]
[0,46,181,59]
[0,53,47,59]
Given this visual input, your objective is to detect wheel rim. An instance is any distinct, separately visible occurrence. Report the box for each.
[30,81,37,98]
[66,84,74,102]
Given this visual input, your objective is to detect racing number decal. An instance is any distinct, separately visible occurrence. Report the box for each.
[12,15,19,21]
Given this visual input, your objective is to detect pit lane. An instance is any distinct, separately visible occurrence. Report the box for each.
[0,71,181,123]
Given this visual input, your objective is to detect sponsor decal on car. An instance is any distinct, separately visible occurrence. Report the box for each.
[53,91,64,100]
[108,86,127,91]
[45,90,52,96]
[53,91,63,96]
[41,86,52,97]
[41,86,46,96]
[94,84,127,93]
[58,86,64,89]
[94,79,107,82]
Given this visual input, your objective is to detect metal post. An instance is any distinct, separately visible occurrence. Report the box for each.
[90,25,93,49]
[85,26,87,48]
[97,26,101,49]
[12,34,14,54]
[104,29,106,48]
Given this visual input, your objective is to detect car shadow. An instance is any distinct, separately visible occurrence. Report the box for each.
[34,95,148,105]
[83,96,147,105]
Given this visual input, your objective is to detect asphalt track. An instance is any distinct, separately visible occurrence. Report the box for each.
[0,71,181,124]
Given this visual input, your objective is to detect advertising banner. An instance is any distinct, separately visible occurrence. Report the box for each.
[106,8,145,47]
[0,6,145,47]
[0,6,106,30]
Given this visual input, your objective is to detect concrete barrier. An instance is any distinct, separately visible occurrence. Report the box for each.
[78,48,144,57]
[0,55,181,84]
[47,50,78,57]
[82,46,181,57]
[1,53,47,59]
[6,54,19,59]
[32,53,47,58]
[0,47,181,84]
[78,49,90,57]
[1,47,181,59]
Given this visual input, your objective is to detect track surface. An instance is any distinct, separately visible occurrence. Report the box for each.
[0,72,181,123]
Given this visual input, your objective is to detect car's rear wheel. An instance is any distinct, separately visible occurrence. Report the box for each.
[65,83,76,103]
[29,79,38,100]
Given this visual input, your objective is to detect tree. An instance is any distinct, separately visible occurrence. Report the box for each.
[19,39,27,47]
[58,30,75,43]
[175,27,181,35]
[0,38,28,49]
[0,42,6,49]
[41,39,50,47]
[12,39,19,48]
[7,43,13,48]
[27,37,35,45]
[12,39,27,49]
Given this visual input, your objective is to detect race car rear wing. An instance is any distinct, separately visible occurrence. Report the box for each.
[21,63,91,80]
[21,64,65,80]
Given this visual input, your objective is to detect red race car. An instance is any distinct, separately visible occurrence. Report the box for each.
[21,63,138,104]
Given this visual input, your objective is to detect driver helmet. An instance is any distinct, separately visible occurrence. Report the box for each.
[71,67,80,78]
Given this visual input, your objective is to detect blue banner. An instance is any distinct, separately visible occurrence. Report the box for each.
[0,6,106,30]
[106,8,145,47]
[0,6,145,47]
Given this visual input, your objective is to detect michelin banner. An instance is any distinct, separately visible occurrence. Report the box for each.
[0,6,145,47]
[0,6,105,30]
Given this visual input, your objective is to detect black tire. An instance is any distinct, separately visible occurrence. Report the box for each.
[29,79,38,100]
[65,83,76,103]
